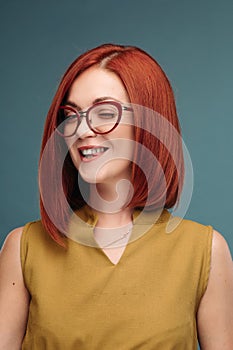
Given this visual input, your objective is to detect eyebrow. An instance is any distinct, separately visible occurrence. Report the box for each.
[64,96,122,109]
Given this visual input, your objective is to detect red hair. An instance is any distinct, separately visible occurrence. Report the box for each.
[39,43,184,246]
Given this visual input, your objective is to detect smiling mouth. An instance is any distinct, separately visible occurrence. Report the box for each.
[79,147,109,159]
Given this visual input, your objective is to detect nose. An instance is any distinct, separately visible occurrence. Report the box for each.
[76,115,96,140]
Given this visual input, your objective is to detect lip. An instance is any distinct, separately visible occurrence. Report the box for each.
[78,145,109,162]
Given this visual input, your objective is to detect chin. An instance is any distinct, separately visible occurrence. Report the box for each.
[78,168,112,185]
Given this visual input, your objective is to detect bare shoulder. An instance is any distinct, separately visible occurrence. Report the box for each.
[0,227,24,270]
[1,226,24,253]
[210,229,233,285]
[208,229,233,292]
[197,229,233,348]
[0,227,30,348]
[212,229,232,257]
[0,226,26,288]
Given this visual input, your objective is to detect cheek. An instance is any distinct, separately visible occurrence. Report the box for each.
[66,142,81,169]
[113,125,135,156]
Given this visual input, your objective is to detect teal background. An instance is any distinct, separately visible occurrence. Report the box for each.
[0,1,232,348]
[1,0,232,252]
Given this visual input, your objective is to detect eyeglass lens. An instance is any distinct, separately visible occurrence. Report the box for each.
[57,103,120,137]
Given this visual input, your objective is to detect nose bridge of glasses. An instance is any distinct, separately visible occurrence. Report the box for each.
[77,110,95,138]
[79,110,88,118]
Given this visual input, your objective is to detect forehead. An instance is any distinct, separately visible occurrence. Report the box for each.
[67,67,129,108]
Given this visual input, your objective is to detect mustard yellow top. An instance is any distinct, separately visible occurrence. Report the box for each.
[20,206,213,349]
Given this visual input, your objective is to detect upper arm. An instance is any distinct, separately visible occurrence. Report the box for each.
[0,227,30,349]
[197,229,233,349]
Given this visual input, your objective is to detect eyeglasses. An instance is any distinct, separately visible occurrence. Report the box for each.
[56,101,133,137]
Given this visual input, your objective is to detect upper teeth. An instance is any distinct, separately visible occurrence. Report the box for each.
[81,147,107,156]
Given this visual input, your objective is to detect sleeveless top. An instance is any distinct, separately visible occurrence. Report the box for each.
[20,206,213,349]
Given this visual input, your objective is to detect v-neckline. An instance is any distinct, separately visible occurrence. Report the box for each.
[66,205,171,266]
[99,245,128,266]
[93,222,133,266]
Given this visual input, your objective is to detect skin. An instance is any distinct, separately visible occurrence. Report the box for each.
[65,67,135,220]
[0,67,233,348]
[65,67,136,261]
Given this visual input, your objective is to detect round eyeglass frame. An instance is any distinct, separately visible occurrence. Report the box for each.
[56,101,133,137]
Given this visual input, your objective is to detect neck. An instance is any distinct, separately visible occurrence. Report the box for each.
[88,181,133,228]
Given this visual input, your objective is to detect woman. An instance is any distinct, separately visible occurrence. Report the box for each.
[0,44,233,349]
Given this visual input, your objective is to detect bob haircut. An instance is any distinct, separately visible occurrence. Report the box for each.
[39,43,184,246]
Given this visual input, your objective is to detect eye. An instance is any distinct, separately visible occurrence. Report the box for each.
[98,111,116,119]
[93,105,118,119]
[65,116,77,127]
[63,108,77,120]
